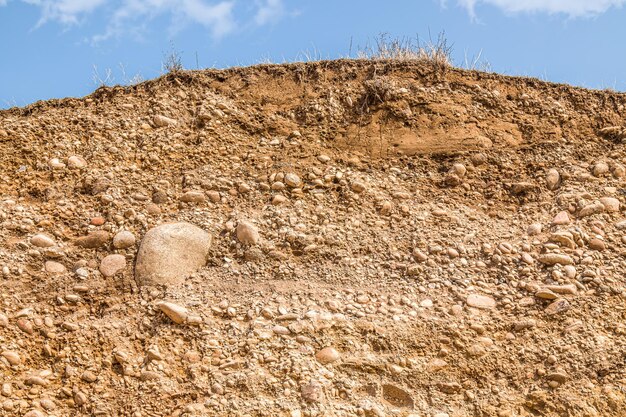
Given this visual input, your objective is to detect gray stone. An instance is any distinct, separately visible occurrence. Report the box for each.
[135,222,211,286]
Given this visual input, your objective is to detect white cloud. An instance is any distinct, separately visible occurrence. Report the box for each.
[94,0,237,42]
[452,0,626,18]
[22,0,107,25]
[254,0,284,25]
[0,0,286,40]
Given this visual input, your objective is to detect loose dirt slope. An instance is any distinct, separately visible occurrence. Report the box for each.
[1,60,626,417]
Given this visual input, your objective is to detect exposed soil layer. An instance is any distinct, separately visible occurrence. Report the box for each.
[1,60,626,417]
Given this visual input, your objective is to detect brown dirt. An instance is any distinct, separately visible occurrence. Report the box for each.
[1,59,626,417]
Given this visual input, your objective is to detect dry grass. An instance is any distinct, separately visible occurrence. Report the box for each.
[162,42,184,73]
[357,32,453,71]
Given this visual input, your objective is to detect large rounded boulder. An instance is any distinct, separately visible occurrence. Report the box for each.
[135,222,211,286]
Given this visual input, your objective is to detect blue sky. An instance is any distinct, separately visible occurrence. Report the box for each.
[0,0,625,108]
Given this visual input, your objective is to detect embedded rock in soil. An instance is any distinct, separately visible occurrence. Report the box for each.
[75,231,111,249]
[31,234,55,248]
[135,222,211,286]
[236,221,260,245]
[157,301,189,324]
[315,347,341,364]
[546,168,560,190]
[113,231,136,249]
[44,261,66,274]
[466,294,496,309]
[538,253,574,266]
[600,197,620,212]
[67,155,87,169]
[99,254,127,277]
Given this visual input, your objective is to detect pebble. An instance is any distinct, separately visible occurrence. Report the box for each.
[48,158,65,169]
[380,201,392,215]
[545,299,571,315]
[271,181,285,191]
[546,169,560,190]
[592,161,609,177]
[90,216,105,226]
[211,382,225,395]
[527,223,542,236]
[272,325,290,335]
[272,195,287,205]
[113,231,136,249]
[207,190,221,202]
[546,284,577,294]
[244,247,264,261]
[588,238,606,251]
[552,211,570,225]
[351,181,367,193]
[152,190,168,204]
[521,252,534,264]
[563,265,577,279]
[25,376,47,386]
[44,261,66,274]
[62,321,79,331]
[23,411,46,417]
[74,390,88,406]
[538,253,574,266]
[153,114,177,127]
[449,163,466,178]
[466,294,496,309]
[75,231,110,249]
[146,203,161,215]
[236,221,260,245]
[17,318,34,334]
[315,347,341,364]
[535,289,557,300]
[31,234,55,248]
[99,254,126,277]
[578,201,605,218]
[413,249,428,262]
[157,301,189,324]
[599,197,620,212]
[514,319,536,331]
[284,173,302,188]
[547,371,568,384]
[301,381,323,403]
[180,191,206,203]
[67,155,87,169]
[81,370,98,382]
[471,153,486,166]
[1,351,21,366]
[40,399,56,411]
